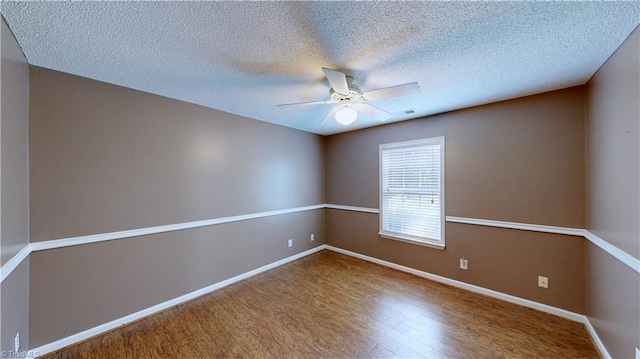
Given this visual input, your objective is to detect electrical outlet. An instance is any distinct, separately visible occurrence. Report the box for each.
[15,332,20,352]
[635,347,639,359]
[538,276,549,288]
[288,239,292,247]
[459,258,468,270]
[310,234,314,241]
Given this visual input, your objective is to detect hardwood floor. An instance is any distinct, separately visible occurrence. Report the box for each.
[42,250,600,358]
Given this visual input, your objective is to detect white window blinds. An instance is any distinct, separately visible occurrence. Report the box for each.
[380,137,445,247]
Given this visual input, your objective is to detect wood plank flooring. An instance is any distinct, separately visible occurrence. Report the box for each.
[42,250,600,358]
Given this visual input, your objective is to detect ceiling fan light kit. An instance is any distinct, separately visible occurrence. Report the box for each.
[278,67,422,127]
[335,106,358,126]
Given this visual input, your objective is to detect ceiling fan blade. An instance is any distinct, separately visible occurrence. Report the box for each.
[363,82,421,101]
[354,103,393,122]
[322,67,349,95]
[320,106,342,125]
[277,99,330,109]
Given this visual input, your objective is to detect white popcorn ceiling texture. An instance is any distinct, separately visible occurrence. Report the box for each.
[1,1,638,135]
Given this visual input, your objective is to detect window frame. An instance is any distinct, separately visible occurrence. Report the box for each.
[378,136,446,249]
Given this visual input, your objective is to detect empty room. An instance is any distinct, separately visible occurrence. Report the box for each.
[1,2,638,358]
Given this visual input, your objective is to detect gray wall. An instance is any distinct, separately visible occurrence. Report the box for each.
[585,25,639,359]
[28,67,325,347]
[325,87,587,313]
[0,17,30,353]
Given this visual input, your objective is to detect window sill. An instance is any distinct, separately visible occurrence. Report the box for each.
[378,232,445,250]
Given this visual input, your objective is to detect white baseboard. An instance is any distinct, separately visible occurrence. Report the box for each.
[28,244,611,359]
[584,316,612,359]
[325,245,584,321]
[4,206,623,358]
[28,245,326,358]
[325,245,611,359]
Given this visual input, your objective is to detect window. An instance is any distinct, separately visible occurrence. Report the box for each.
[379,137,445,249]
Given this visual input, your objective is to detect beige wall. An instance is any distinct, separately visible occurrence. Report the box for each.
[325,87,586,312]
[29,67,324,241]
[585,25,639,359]
[28,67,325,347]
[1,17,30,353]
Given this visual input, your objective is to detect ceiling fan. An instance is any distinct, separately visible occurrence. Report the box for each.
[277,68,421,126]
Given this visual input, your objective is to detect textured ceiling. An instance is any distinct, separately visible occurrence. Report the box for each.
[2,2,639,135]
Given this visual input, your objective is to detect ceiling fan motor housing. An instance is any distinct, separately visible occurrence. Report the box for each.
[329,80,364,104]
